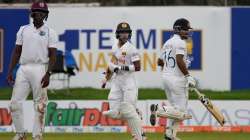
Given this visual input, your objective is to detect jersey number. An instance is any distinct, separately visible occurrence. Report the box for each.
[165,49,175,68]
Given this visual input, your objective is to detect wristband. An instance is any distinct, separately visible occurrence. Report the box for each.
[121,65,135,72]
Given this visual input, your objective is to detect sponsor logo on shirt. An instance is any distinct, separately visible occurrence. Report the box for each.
[39,31,46,36]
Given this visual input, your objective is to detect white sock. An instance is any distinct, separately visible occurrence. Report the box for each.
[127,116,143,140]
[119,102,143,140]
[166,119,179,138]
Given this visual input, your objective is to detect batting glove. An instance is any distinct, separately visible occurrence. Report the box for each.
[185,74,196,88]
[113,66,121,73]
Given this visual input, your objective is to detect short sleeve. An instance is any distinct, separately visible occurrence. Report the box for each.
[131,47,140,62]
[175,41,186,55]
[158,42,167,60]
[15,26,25,45]
[48,29,58,48]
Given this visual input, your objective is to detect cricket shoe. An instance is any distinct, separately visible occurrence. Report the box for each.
[12,133,27,140]
[141,132,147,140]
[132,133,147,140]
[149,104,158,126]
[164,135,181,140]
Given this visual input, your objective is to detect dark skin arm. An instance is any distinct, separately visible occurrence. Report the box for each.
[102,56,140,88]
[101,55,116,88]
[133,60,141,71]
[41,48,57,88]
[105,68,113,81]
[157,58,164,70]
[102,68,112,89]
[176,54,189,76]
[6,45,22,85]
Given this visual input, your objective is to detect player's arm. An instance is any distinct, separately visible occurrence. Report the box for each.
[41,48,57,88]
[157,58,164,67]
[102,55,117,88]
[8,45,22,74]
[176,42,196,87]
[133,60,141,71]
[106,55,117,80]
[7,45,22,85]
[157,45,165,69]
[105,68,112,81]
[7,26,24,85]
[176,54,188,76]
[118,49,141,72]
[47,48,57,74]
[46,29,58,75]
[41,29,58,88]
[176,54,195,87]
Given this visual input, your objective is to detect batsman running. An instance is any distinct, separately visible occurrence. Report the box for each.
[102,22,146,140]
[150,18,195,140]
[6,1,57,140]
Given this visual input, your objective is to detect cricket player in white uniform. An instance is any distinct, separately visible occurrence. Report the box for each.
[102,22,145,140]
[6,2,57,140]
[150,18,196,140]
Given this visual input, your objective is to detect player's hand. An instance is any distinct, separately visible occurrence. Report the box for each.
[185,74,196,88]
[101,81,106,88]
[101,77,107,88]
[6,72,15,85]
[41,72,50,88]
[101,72,107,88]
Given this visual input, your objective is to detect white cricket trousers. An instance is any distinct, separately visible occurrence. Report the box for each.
[108,74,143,140]
[162,74,189,138]
[162,74,188,112]
[9,64,48,137]
[108,74,138,111]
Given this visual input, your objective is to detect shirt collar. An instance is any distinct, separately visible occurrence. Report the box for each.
[173,34,181,39]
[31,23,46,30]
[117,41,130,49]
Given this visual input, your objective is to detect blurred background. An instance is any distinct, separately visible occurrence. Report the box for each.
[1,0,250,6]
[0,0,250,140]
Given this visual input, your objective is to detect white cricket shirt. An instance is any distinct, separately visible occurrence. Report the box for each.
[16,24,58,65]
[112,41,140,76]
[159,34,189,77]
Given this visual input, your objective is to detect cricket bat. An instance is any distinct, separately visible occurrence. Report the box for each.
[193,88,225,126]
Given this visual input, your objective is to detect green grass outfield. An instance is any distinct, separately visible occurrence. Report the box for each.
[1,132,250,140]
[0,88,250,100]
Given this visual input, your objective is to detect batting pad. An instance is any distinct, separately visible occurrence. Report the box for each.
[9,101,26,133]
[120,102,143,140]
